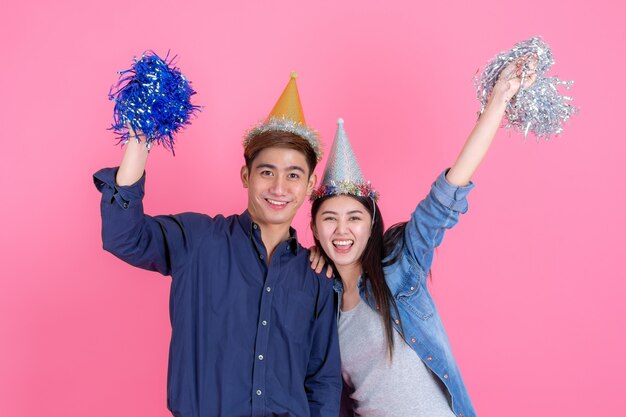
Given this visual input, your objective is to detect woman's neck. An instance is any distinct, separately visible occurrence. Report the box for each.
[337,264,362,293]
[338,263,363,312]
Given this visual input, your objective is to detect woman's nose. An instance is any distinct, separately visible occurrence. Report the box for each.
[335,219,348,234]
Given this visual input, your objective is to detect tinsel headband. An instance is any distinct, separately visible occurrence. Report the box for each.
[244,116,322,161]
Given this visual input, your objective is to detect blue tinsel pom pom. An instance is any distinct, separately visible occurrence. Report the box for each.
[109,51,201,153]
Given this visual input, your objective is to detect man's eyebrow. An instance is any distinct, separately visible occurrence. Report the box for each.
[255,163,306,174]
[287,165,306,174]
[255,163,276,170]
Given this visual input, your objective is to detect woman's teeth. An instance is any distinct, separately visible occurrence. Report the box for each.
[333,239,354,248]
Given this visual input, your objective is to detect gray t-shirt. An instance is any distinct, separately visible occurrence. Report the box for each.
[338,301,456,417]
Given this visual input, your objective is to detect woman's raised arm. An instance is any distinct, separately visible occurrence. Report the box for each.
[446,56,537,186]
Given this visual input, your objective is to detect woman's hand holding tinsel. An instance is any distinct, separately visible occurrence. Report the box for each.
[491,55,538,105]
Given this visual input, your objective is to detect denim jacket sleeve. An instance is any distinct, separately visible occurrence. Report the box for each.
[93,167,197,276]
[403,169,475,272]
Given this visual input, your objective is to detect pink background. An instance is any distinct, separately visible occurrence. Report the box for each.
[1,1,624,416]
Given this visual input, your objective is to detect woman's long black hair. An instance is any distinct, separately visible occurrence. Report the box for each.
[311,195,407,358]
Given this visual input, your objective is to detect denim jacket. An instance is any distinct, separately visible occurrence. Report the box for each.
[335,170,476,417]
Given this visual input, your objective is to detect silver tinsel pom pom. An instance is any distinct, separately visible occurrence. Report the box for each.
[475,37,577,139]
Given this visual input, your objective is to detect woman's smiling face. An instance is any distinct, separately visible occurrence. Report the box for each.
[313,195,372,275]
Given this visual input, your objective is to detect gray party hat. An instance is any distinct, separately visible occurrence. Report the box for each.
[311,118,378,201]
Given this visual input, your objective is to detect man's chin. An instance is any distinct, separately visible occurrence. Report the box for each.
[252,211,296,228]
[265,214,296,227]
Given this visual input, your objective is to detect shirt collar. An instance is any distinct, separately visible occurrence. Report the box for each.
[332,274,365,293]
[238,210,300,255]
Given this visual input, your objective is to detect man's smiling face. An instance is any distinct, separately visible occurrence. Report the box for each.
[241,146,316,231]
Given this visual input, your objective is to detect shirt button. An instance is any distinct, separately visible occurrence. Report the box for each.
[410,337,416,343]
[443,374,449,379]
[261,320,267,326]
[259,255,264,260]
[258,354,264,360]
[253,224,258,229]
[394,319,400,324]
[427,356,432,361]
[410,286,415,291]
[256,389,262,396]
[266,286,271,292]
[460,413,463,417]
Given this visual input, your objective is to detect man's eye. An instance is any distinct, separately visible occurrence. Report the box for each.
[288,173,300,179]
[260,170,273,176]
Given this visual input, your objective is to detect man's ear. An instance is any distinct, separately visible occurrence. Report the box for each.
[241,165,249,188]
[306,173,317,196]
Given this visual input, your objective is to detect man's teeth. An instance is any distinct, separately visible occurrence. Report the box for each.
[267,199,287,206]
[333,240,354,247]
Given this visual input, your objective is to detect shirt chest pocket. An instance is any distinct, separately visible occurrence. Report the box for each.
[395,264,434,321]
[282,288,316,343]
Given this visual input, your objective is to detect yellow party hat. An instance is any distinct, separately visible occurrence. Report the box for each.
[268,72,306,124]
[244,73,322,161]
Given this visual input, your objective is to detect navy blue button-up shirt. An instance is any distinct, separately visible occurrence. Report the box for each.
[94,167,341,417]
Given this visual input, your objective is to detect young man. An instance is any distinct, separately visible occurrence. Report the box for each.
[94,74,341,417]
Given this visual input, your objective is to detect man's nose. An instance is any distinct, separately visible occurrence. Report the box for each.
[269,176,286,195]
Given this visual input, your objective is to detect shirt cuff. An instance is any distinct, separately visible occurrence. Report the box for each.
[93,167,145,209]
[430,169,475,213]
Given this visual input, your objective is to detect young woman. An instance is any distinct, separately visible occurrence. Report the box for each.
[310,58,536,417]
